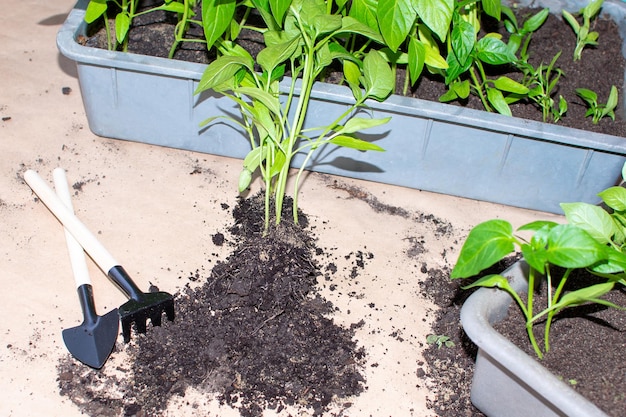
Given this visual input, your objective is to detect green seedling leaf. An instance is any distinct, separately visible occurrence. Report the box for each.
[561,202,618,245]
[481,0,501,20]
[343,60,364,101]
[603,85,619,118]
[195,55,252,94]
[583,0,604,20]
[451,220,515,278]
[407,37,426,85]
[562,10,580,33]
[487,87,512,116]
[158,2,187,13]
[202,0,236,50]
[85,0,108,23]
[518,220,560,233]
[234,87,282,117]
[349,0,379,31]
[451,19,475,67]
[550,282,616,311]
[115,12,131,44]
[238,168,253,192]
[424,43,449,70]
[362,51,394,101]
[461,274,514,293]
[546,224,605,268]
[270,0,291,25]
[476,36,517,65]
[415,0,454,42]
[329,135,385,151]
[452,80,470,99]
[339,117,392,134]
[493,77,529,94]
[576,88,597,104]
[522,8,549,34]
[339,16,385,44]
[598,186,626,212]
[377,0,415,51]
[257,36,300,75]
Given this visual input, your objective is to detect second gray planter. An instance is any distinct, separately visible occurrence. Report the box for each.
[57,0,626,214]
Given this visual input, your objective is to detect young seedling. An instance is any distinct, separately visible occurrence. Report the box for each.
[452,161,626,359]
[196,1,394,232]
[576,86,619,124]
[562,0,605,61]
[84,0,189,51]
[426,334,455,349]
[518,51,568,123]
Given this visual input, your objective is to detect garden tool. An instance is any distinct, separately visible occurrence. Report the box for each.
[53,168,118,368]
[24,169,175,342]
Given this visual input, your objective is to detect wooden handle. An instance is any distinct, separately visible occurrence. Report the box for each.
[24,169,119,274]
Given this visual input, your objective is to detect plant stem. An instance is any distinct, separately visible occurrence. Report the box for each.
[526,268,543,359]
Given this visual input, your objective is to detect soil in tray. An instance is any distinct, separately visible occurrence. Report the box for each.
[493,268,626,417]
[84,5,626,137]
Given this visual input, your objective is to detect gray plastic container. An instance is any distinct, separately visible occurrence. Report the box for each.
[460,261,609,417]
[57,0,626,214]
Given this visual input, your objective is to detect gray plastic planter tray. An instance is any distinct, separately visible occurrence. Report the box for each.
[460,261,609,417]
[57,0,626,214]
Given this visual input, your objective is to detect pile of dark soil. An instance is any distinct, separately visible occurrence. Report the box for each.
[58,192,368,416]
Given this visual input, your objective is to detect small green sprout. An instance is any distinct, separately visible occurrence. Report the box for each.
[562,0,604,61]
[576,86,619,124]
[426,334,455,349]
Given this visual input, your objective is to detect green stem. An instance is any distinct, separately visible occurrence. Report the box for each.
[469,65,491,112]
[543,267,571,352]
[526,268,543,359]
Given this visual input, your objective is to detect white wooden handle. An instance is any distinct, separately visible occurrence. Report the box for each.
[52,168,92,288]
[24,169,119,274]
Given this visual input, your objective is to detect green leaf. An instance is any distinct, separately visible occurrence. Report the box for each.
[195,55,252,94]
[522,8,549,34]
[518,220,559,233]
[545,224,605,268]
[562,10,580,34]
[238,168,253,192]
[257,36,300,74]
[598,186,626,212]
[487,87,512,116]
[377,0,415,51]
[452,80,470,99]
[476,37,517,65]
[576,88,597,104]
[329,135,385,151]
[424,43,449,69]
[551,282,615,311]
[201,0,237,50]
[115,12,131,44]
[269,0,291,25]
[362,51,394,101]
[451,19,475,67]
[451,220,515,279]
[481,0,501,20]
[415,0,454,42]
[461,274,514,293]
[85,0,108,24]
[339,117,391,134]
[234,87,282,117]
[158,2,187,13]
[583,0,604,21]
[493,76,529,94]
[339,16,385,44]
[561,202,617,245]
[604,85,619,116]
[407,37,426,85]
[349,0,379,31]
